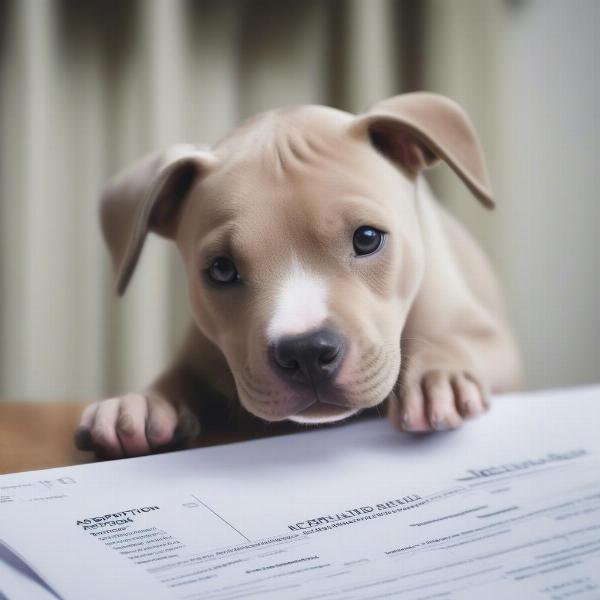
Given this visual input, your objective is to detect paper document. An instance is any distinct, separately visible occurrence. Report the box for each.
[1,386,600,599]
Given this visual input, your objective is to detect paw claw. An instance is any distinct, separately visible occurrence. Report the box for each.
[147,422,166,442]
[430,415,451,431]
[74,426,92,451]
[400,413,415,431]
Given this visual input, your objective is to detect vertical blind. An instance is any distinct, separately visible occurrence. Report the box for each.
[1,0,599,400]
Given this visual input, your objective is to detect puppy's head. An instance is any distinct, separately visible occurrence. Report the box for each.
[101,93,493,423]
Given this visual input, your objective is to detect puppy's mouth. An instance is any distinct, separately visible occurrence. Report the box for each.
[284,375,362,423]
[237,339,399,423]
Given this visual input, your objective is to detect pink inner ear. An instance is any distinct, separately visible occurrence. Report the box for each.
[148,162,199,235]
[369,127,438,174]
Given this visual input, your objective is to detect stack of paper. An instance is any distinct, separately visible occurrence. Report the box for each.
[1,386,599,599]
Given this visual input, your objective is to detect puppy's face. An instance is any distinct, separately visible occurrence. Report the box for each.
[103,94,492,425]
[176,108,425,422]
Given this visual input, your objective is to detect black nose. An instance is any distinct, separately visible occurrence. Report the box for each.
[271,328,344,385]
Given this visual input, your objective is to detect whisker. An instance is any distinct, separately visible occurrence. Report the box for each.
[401,336,436,353]
[350,362,387,387]
[360,343,380,363]
[355,367,395,396]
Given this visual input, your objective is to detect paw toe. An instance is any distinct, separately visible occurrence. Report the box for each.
[453,374,488,419]
[423,371,463,430]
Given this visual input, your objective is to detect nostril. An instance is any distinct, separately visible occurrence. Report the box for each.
[319,346,340,366]
[272,343,300,371]
[280,358,300,371]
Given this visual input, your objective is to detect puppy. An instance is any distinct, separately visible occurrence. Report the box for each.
[76,93,522,457]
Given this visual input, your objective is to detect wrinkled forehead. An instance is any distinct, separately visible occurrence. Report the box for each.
[180,106,414,257]
[210,104,409,193]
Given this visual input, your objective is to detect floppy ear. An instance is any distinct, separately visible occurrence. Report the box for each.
[100,144,217,295]
[351,93,494,208]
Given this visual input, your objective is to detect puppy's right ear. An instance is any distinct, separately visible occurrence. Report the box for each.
[100,144,217,295]
[350,93,494,209]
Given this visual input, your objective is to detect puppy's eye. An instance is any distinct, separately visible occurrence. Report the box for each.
[353,226,385,256]
[207,257,240,285]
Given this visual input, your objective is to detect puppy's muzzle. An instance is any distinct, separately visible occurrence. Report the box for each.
[271,328,344,386]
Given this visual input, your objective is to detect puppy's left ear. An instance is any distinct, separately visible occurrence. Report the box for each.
[351,93,494,208]
[100,144,218,295]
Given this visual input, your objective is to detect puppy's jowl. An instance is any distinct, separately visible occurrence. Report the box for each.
[76,93,522,457]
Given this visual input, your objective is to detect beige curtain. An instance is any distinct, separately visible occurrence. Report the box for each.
[1,0,599,401]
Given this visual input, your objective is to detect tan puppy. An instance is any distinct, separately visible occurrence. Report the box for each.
[76,93,522,457]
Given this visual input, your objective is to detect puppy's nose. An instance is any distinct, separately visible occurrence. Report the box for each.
[272,328,344,385]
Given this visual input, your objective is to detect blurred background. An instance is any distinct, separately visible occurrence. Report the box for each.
[0,0,598,402]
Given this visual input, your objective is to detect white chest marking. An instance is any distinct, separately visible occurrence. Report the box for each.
[267,262,328,341]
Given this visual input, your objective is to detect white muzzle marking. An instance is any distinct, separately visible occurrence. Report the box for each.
[267,261,328,341]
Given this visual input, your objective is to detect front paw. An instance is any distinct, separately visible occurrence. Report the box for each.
[74,393,200,458]
[389,369,489,433]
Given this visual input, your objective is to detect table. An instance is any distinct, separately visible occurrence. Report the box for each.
[0,402,302,475]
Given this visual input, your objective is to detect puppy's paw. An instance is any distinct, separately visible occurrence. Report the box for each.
[74,393,200,458]
[388,370,489,433]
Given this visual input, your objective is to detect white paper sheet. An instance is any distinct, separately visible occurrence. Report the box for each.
[1,386,600,600]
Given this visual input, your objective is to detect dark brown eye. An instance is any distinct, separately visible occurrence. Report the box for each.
[207,257,239,285]
[353,226,385,256]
